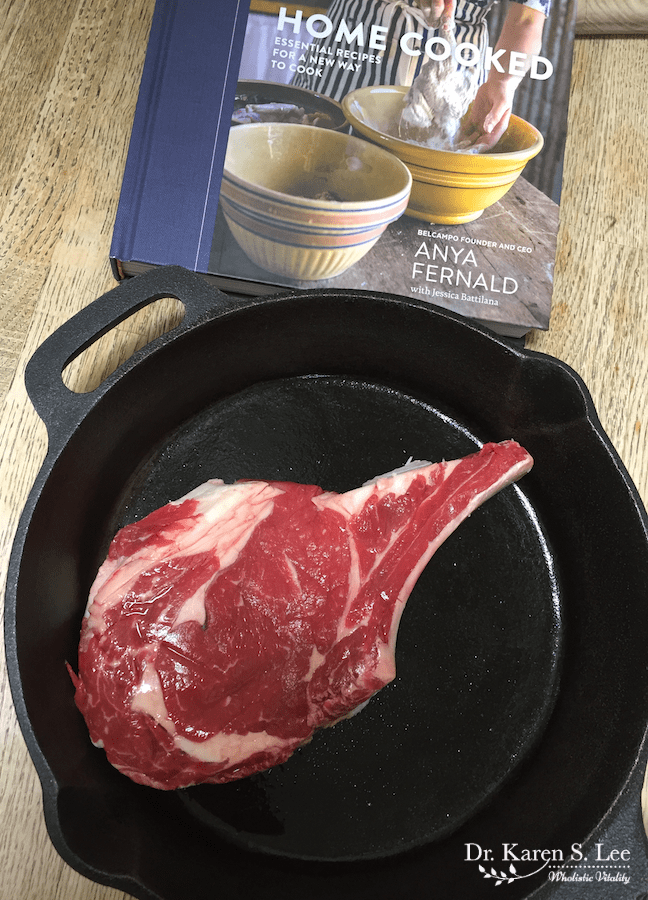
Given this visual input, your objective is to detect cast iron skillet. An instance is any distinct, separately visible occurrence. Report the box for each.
[5,266,648,899]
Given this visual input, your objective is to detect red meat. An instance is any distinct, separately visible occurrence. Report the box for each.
[70,440,533,789]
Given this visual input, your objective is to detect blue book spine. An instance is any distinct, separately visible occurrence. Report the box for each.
[111,0,250,273]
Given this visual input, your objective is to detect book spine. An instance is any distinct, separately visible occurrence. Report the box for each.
[110,0,251,272]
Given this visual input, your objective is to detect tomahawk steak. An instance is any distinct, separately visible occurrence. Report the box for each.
[70,440,533,789]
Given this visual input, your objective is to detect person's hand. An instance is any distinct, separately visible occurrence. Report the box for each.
[458,75,516,151]
[458,4,546,151]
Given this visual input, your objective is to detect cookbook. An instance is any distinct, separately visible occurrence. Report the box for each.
[110,0,577,338]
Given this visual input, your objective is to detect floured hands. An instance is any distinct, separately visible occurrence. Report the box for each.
[458,76,517,151]
[458,4,547,152]
[416,0,455,29]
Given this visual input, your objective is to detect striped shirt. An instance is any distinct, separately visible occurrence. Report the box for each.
[292,0,551,101]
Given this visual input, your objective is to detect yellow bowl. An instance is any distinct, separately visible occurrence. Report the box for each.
[342,85,544,224]
[221,122,412,280]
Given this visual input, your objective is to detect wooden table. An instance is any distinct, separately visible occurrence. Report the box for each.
[211,175,558,335]
[1,2,648,898]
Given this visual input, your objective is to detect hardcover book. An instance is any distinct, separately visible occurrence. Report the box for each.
[110,0,577,338]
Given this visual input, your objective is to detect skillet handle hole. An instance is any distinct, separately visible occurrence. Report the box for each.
[61,297,186,393]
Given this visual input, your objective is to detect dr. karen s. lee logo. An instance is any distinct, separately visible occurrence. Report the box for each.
[465,841,633,887]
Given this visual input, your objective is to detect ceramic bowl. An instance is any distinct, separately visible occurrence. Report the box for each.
[342,85,544,225]
[232,80,348,132]
[220,123,412,280]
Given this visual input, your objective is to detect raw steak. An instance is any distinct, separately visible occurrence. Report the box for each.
[70,440,532,790]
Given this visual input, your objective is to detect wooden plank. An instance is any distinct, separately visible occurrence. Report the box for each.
[211,176,557,333]
[576,0,648,33]
[250,1,327,16]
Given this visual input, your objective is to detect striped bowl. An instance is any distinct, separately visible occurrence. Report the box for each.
[220,123,412,281]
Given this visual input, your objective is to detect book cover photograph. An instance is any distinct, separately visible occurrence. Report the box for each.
[111,0,577,337]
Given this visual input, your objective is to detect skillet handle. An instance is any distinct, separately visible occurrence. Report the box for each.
[24,266,241,444]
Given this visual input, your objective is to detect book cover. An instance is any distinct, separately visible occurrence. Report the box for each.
[111,0,577,338]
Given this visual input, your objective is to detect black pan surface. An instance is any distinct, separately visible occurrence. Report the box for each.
[118,374,561,862]
[5,266,648,899]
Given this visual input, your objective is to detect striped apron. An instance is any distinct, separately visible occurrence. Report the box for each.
[291,0,546,101]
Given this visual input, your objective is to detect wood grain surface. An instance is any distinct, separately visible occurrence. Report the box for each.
[210,175,559,335]
[577,0,648,33]
[1,2,648,899]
